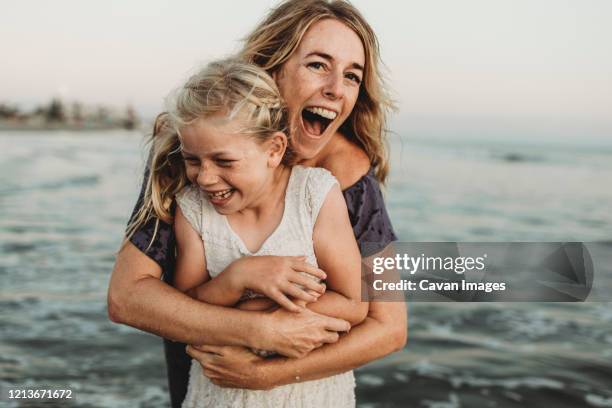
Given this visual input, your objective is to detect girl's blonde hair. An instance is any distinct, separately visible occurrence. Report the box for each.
[240,0,395,183]
[125,59,288,247]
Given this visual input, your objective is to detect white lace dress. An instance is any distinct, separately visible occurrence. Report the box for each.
[176,165,356,408]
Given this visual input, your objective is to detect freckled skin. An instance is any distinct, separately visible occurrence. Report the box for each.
[180,114,285,216]
[179,114,291,251]
[274,19,365,161]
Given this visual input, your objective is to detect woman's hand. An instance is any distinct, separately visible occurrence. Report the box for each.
[226,256,327,312]
[186,344,275,390]
[263,306,348,357]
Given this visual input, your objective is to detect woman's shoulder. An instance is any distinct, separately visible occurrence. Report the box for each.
[319,136,370,190]
[341,167,397,257]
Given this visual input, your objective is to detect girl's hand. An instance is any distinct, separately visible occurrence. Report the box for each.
[227,256,327,312]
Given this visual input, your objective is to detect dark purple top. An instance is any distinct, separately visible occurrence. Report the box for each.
[129,166,397,284]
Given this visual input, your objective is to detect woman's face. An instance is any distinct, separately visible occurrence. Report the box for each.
[274,19,365,161]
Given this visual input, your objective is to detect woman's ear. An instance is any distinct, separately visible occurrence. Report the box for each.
[267,131,288,168]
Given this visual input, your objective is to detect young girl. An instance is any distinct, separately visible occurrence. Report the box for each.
[165,59,367,407]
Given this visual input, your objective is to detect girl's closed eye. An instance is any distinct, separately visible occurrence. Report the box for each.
[216,158,236,167]
[182,156,200,166]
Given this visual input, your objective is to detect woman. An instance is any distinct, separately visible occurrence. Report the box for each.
[108,1,407,406]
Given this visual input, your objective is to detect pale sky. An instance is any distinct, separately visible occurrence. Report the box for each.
[2,0,612,130]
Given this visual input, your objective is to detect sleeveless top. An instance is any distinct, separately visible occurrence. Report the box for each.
[175,165,334,275]
[175,166,356,408]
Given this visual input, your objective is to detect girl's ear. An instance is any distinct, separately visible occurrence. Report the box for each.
[267,131,288,168]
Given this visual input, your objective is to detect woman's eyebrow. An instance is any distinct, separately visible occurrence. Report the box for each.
[305,51,364,71]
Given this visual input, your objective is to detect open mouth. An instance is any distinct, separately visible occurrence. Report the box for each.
[206,188,235,205]
[301,107,337,137]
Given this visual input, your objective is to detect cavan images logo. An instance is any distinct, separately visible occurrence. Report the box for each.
[538,242,593,301]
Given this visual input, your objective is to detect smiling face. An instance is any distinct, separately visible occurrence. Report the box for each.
[273,18,365,161]
[179,114,287,215]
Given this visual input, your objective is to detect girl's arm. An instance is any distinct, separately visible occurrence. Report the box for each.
[175,207,325,311]
[174,205,246,305]
[308,184,369,326]
[195,255,327,312]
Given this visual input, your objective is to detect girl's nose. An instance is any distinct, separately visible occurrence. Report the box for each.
[196,163,218,186]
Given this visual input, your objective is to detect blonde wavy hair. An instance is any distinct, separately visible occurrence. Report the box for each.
[240,0,395,183]
[124,59,288,246]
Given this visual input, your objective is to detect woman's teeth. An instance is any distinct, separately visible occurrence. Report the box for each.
[305,107,337,120]
[208,189,233,200]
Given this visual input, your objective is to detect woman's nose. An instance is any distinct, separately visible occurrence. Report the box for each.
[323,70,344,100]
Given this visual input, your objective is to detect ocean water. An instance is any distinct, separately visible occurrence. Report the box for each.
[1,130,612,407]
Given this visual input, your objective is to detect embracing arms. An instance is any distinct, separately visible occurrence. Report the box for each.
[186,245,407,389]
[186,157,408,389]
[264,301,406,386]
[253,244,407,386]
[189,300,406,389]
[108,236,350,357]
[172,206,326,310]
[173,182,366,326]
[108,241,262,346]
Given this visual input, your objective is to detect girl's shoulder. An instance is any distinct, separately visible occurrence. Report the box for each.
[176,184,201,205]
[290,165,339,225]
[291,164,336,182]
[290,165,338,198]
[175,184,204,234]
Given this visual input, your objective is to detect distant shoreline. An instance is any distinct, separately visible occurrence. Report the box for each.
[0,124,135,132]
[0,122,151,133]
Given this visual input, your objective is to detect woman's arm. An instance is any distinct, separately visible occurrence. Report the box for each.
[262,300,406,386]
[108,240,350,357]
[109,241,259,346]
[308,184,368,326]
[188,300,407,389]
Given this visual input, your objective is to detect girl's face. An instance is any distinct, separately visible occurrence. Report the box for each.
[273,19,365,161]
[180,114,286,214]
